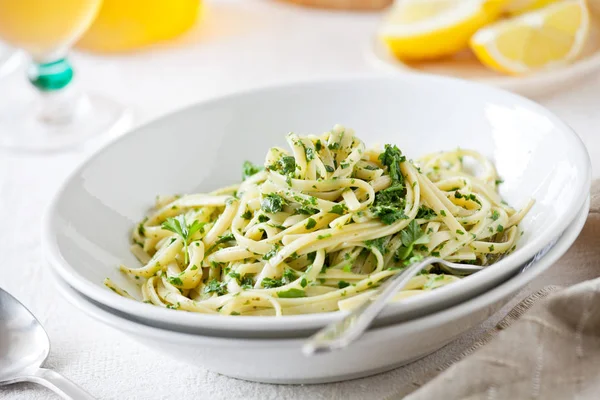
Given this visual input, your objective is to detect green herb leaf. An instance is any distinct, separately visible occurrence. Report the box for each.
[338,281,350,289]
[370,149,408,225]
[395,220,429,261]
[279,156,296,175]
[241,209,252,219]
[242,161,263,180]
[167,276,183,286]
[204,279,227,296]
[161,215,206,264]
[305,218,317,229]
[261,193,287,213]
[263,246,278,261]
[304,146,315,161]
[378,144,406,186]
[416,206,436,220]
[261,277,283,288]
[365,237,387,254]
[491,210,500,221]
[329,204,348,215]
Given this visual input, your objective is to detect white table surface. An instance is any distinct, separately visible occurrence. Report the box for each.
[1,1,599,399]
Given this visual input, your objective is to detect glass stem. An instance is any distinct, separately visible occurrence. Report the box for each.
[28,57,87,125]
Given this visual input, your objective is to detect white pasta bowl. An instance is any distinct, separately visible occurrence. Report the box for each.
[51,198,588,384]
[42,75,591,337]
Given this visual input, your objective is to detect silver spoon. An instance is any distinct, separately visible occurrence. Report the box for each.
[303,257,483,355]
[0,288,95,399]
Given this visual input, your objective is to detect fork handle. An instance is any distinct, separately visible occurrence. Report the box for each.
[303,257,437,355]
[23,368,96,400]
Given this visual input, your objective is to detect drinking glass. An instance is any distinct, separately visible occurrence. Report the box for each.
[0,0,130,152]
[0,44,20,78]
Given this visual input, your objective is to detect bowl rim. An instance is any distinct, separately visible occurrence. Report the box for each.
[42,73,593,332]
[53,196,590,343]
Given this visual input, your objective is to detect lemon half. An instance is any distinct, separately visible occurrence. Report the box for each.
[505,0,560,15]
[379,0,505,61]
[470,0,590,75]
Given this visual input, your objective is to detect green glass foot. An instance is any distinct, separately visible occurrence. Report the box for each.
[29,58,74,92]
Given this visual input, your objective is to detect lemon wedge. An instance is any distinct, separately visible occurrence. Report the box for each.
[470,0,590,75]
[379,0,505,61]
[505,0,560,15]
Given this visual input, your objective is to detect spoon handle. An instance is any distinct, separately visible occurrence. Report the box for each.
[303,257,436,355]
[26,368,96,400]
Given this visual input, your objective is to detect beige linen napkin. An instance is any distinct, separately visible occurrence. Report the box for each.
[390,180,600,400]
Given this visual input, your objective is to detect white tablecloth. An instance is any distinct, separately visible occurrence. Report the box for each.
[1,1,599,399]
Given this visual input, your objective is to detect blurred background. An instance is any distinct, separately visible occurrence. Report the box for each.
[0,0,599,154]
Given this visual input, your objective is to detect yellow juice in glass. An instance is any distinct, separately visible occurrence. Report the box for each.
[0,0,102,61]
[77,0,201,53]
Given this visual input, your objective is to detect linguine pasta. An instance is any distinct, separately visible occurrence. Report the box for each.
[106,125,533,316]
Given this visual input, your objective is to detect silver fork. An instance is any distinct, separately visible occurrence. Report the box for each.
[303,257,483,355]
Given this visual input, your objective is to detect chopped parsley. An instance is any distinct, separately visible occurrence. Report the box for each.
[242,161,263,180]
[497,224,504,233]
[261,277,283,288]
[261,269,296,289]
[305,218,317,229]
[365,237,387,254]
[338,281,350,289]
[137,217,148,237]
[278,156,296,175]
[204,279,227,296]
[261,193,287,213]
[317,233,332,240]
[329,204,348,215]
[416,206,436,220]
[167,276,183,286]
[263,246,279,261]
[294,206,318,215]
[491,210,500,221]
[395,220,429,261]
[241,209,252,219]
[304,146,315,161]
[370,145,408,225]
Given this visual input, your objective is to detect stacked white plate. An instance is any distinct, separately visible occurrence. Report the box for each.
[43,76,591,384]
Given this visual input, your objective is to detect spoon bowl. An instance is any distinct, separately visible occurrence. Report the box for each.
[0,288,95,399]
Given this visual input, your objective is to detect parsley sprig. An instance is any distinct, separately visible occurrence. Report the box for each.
[161,215,205,264]
[395,220,430,262]
[370,145,409,225]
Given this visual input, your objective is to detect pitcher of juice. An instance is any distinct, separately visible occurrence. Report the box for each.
[77,0,201,53]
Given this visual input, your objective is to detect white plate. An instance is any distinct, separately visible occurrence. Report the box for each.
[42,75,591,336]
[367,26,600,98]
[52,197,589,384]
